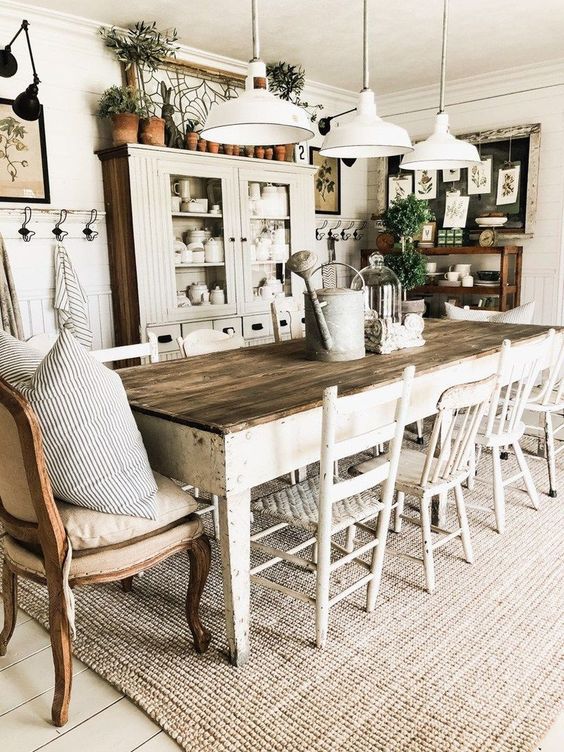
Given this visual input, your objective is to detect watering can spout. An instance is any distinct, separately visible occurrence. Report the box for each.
[287,251,333,351]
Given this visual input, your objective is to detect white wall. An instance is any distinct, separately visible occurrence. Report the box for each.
[369,61,564,325]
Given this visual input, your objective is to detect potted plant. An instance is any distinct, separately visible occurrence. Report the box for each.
[383,194,432,314]
[97,85,143,146]
[100,21,178,147]
[185,120,199,150]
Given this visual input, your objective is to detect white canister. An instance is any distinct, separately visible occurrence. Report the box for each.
[192,249,205,264]
[188,229,207,244]
[188,282,208,305]
[204,238,224,263]
[180,248,193,264]
[461,275,474,287]
[210,286,225,305]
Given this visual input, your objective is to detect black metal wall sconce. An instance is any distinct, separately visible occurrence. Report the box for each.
[318,110,358,168]
[18,206,35,242]
[0,19,42,121]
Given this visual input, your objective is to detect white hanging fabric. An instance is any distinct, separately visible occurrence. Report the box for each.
[53,242,93,349]
[0,231,24,338]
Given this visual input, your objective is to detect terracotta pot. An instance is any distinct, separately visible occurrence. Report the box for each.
[285,143,294,162]
[110,113,139,146]
[207,141,220,154]
[139,116,165,146]
[224,144,234,156]
[185,131,198,150]
[244,146,255,158]
[197,138,207,152]
[265,147,273,160]
[232,145,240,157]
[255,146,265,159]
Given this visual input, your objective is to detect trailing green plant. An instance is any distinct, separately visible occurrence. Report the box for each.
[382,193,432,241]
[384,247,427,292]
[266,61,323,122]
[97,85,144,118]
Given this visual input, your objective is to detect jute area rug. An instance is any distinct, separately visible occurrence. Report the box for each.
[2,436,563,752]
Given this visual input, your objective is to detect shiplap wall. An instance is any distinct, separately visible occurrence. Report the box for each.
[368,62,564,326]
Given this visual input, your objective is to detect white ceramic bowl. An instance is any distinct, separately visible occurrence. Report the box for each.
[475,216,508,227]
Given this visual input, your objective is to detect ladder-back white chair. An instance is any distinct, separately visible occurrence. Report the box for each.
[91,332,160,364]
[521,337,564,498]
[250,365,414,648]
[177,329,246,357]
[472,331,555,533]
[357,374,497,594]
[176,328,246,538]
[270,297,304,343]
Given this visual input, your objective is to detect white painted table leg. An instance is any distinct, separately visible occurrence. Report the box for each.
[218,489,251,666]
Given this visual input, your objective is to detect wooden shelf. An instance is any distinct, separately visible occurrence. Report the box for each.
[414,285,517,295]
[172,212,222,218]
[415,245,520,256]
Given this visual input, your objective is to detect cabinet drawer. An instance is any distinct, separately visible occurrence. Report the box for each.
[181,320,213,337]
[243,314,272,340]
[147,323,181,353]
[213,318,243,337]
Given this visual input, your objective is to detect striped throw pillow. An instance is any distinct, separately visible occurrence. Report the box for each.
[4,328,158,520]
[0,329,43,385]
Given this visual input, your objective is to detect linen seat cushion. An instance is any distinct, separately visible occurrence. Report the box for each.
[251,475,384,533]
[56,473,198,550]
[1,327,158,519]
[4,515,204,581]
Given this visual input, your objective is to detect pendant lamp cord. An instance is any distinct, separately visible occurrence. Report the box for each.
[439,0,449,113]
[251,0,260,61]
[362,0,369,90]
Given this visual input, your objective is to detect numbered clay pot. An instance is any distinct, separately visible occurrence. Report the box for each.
[224,144,234,156]
[197,138,207,152]
[274,145,286,161]
[265,147,273,160]
[140,116,165,146]
[186,131,198,150]
[245,145,255,158]
[255,146,265,159]
[232,145,240,156]
[285,143,294,162]
[207,141,220,154]
[111,113,139,146]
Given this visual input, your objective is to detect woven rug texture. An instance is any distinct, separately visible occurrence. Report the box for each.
[1,433,563,752]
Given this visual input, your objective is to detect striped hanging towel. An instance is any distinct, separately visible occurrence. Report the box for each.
[53,242,93,349]
[0,231,24,338]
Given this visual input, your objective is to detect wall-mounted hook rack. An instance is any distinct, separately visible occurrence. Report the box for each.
[315,219,328,241]
[52,209,68,242]
[82,209,98,241]
[18,206,35,242]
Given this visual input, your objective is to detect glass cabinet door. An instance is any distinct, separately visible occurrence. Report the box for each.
[238,169,301,314]
[159,160,238,320]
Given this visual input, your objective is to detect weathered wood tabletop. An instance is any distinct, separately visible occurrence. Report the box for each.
[119,320,553,435]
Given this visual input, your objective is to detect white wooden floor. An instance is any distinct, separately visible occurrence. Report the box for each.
[1,609,562,751]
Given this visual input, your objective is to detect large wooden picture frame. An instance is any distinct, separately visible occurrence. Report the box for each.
[0,98,50,203]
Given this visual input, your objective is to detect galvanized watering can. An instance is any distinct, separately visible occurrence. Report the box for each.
[287,251,366,362]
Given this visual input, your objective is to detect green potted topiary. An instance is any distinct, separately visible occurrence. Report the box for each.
[383,194,432,314]
[97,85,143,146]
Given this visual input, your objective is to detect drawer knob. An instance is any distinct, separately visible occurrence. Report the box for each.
[223,327,235,334]
[157,334,173,343]
[251,323,264,331]
[280,319,288,326]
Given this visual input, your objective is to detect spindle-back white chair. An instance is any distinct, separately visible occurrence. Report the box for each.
[520,338,564,498]
[176,329,245,357]
[356,374,496,593]
[270,297,304,343]
[91,332,160,364]
[471,331,555,532]
[250,365,414,648]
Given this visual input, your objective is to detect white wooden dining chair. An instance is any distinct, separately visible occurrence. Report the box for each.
[270,297,304,343]
[176,329,246,357]
[91,332,160,364]
[520,338,564,498]
[250,365,414,648]
[356,374,497,594]
[470,330,555,533]
[176,328,246,539]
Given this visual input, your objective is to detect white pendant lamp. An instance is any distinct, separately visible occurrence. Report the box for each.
[400,0,480,170]
[320,0,412,159]
[200,0,314,145]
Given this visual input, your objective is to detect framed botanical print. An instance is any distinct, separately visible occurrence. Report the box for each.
[310,146,341,215]
[0,98,50,203]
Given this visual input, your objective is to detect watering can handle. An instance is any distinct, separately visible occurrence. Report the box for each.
[313,262,366,289]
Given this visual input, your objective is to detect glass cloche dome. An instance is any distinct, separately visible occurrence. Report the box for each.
[352,252,402,323]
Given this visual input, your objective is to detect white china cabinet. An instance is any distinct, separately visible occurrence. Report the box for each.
[97,144,316,357]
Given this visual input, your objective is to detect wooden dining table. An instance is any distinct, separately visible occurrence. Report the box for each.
[118,319,560,666]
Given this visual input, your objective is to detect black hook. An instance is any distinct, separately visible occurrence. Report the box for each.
[18,206,35,242]
[82,209,98,241]
[52,209,68,242]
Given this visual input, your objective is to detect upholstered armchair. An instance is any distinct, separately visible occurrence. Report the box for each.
[0,376,211,727]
